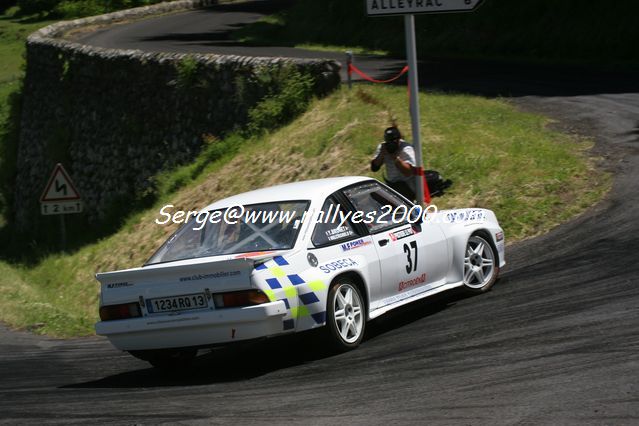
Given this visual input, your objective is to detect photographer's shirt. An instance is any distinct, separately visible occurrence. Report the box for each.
[372,139,417,191]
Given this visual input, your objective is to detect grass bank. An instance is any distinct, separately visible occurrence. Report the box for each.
[0,15,56,221]
[9,1,164,19]
[0,84,610,337]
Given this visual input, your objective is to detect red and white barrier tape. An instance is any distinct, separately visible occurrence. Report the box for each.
[348,63,409,84]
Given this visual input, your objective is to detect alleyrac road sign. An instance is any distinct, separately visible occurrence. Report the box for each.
[366,0,484,16]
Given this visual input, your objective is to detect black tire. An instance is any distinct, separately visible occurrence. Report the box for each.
[129,348,197,370]
[462,234,499,294]
[325,280,366,351]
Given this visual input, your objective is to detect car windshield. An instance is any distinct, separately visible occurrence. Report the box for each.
[146,201,309,265]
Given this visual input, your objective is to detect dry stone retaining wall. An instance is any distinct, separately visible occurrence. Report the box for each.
[14,0,340,232]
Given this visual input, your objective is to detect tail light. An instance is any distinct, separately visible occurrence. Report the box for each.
[99,302,142,321]
[213,290,269,308]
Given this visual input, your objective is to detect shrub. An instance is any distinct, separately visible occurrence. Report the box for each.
[17,0,59,15]
[0,0,17,13]
[174,56,201,89]
[16,0,164,18]
[53,0,105,17]
[246,66,314,135]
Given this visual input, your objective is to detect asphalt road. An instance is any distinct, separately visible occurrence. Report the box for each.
[2,1,639,424]
[74,0,406,82]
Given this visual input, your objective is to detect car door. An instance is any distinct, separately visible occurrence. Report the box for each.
[342,181,448,305]
[308,194,383,307]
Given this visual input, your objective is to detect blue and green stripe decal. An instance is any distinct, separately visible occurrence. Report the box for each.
[255,257,328,329]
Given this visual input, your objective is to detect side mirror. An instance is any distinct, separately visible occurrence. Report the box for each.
[409,205,424,224]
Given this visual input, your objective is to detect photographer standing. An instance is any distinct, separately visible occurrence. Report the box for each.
[371,126,416,201]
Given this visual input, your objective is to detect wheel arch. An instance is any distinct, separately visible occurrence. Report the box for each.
[329,271,369,319]
[471,228,500,266]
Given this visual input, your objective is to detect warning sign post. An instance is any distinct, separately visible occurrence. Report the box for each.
[40,163,83,249]
[40,163,83,215]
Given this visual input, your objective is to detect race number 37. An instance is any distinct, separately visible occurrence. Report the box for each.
[403,241,418,274]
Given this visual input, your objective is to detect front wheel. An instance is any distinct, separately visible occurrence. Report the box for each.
[325,281,366,351]
[462,235,499,294]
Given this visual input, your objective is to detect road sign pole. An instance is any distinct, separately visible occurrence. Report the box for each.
[404,14,425,205]
[346,51,353,90]
[366,0,484,205]
[59,214,66,250]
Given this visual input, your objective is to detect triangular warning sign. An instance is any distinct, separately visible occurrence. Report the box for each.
[40,163,81,202]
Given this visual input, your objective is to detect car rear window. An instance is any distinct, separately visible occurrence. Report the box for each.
[146,201,309,265]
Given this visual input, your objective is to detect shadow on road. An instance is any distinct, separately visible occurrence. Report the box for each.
[413,59,639,98]
[138,0,294,45]
[75,0,639,97]
[60,291,460,388]
[129,1,639,98]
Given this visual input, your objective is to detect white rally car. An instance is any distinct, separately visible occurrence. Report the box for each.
[96,177,505,367]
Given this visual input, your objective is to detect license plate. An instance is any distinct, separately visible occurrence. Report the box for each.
[147,293,208,314]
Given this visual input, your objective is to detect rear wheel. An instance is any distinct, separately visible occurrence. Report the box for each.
[129,348,197,370]
[462,235,499,293]
[325,280,366,351]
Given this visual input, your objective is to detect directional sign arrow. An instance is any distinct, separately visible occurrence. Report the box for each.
[367,0,484,16]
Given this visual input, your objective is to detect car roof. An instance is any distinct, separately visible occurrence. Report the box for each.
[202,176,373,210]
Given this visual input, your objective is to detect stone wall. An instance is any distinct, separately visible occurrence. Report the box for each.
[14,0,341,232]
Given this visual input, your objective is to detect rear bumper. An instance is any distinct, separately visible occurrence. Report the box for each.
[95,301,287,351]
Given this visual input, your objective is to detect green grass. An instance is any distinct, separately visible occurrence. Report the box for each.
[296,44,388,56]
[0,15,56,222]
[0,260,96,336]
[13,0,165,19]
[0,84,610,337]
[0,11,57,77]
[0,15,53,111]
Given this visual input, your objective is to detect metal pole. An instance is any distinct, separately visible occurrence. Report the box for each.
[346,51,353,90]
[404,14,425,206]
[59,214,66,250]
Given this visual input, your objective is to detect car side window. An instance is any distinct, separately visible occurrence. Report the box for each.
[343,181,411,234]
[311,197,359,247]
